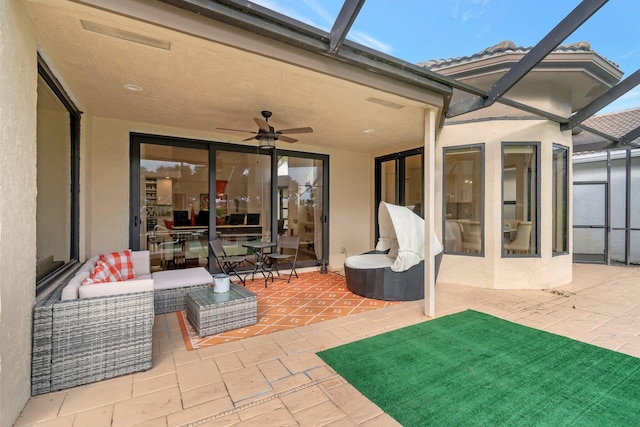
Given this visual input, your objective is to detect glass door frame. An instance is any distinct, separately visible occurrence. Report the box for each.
[129,133,213,270]
[274,148,330,266]
[374,147,424,240]
[129,134,329,269]
[572,181,609,264]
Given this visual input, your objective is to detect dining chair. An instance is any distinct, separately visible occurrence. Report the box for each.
[460,220,481,253]
[266,235,300,285]
[503,221,532,254]
[209,238,247,285]
[445,220,463,252]
[150,225,180,269]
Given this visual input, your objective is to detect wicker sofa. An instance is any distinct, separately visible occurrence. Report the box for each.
[32,251,213,395]
[32,258,155,395]
[152,267,213,313]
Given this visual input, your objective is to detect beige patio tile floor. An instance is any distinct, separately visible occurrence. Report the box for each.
[14,264,640,426]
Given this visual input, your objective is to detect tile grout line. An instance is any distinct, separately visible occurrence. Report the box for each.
[180,373,341,427]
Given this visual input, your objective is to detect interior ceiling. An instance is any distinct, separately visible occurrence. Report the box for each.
[25,0,435,154]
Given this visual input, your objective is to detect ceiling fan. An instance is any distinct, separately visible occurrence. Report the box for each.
[217,110,313,149]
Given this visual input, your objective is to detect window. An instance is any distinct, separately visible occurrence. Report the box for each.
[502,143,539,256]
[443,145,484,255]
[552,145,568,255]
[36,56,80,294]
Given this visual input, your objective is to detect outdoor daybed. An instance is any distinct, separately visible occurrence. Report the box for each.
[344,202,443,301]
[31,250,213,395]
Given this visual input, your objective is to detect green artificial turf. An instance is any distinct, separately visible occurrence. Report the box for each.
[317,310,640,426]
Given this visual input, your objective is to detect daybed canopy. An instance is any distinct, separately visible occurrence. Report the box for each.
[375,202,442,272]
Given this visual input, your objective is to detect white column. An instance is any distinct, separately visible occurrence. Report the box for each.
[424,108,436,317]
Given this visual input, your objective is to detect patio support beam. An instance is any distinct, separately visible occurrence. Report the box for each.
[329,0,366,54]
[561,69,640,131]
[424,108,437,317]
[447,0,608,118]
[576,124,620,144]
[620,126,640,146]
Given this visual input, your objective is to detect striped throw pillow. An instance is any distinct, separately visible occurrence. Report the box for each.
[100,250,136,280]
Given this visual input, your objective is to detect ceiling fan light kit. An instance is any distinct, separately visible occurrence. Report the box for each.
[218,110,313,149]
[258,135,276,150]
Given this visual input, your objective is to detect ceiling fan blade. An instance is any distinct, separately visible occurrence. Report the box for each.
[278,127,313,134]
[278,135,298,143]
[254,118,270,132]
[243,136,257,141]
[217,127,257,134]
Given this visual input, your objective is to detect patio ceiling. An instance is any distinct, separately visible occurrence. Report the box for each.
[24,0,448,154]
[25,0,640,150]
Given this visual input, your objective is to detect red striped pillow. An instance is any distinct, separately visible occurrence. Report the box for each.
[83,259,124,284]
[100,250,136,280]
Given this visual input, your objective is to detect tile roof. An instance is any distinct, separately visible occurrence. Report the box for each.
[418,40,617,71]
[573,107,640,151]
[417,40,636,152]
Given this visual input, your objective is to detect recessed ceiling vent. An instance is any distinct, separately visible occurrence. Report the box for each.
[80,20,171,51]
[365,97,405,109]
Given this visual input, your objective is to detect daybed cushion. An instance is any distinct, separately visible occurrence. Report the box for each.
[152,267,212,290]
[344,254,394,270]
[79,279,154,299]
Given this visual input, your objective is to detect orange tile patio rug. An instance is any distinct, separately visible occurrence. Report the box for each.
[177,271,400,350]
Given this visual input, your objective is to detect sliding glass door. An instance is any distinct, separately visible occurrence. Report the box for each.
[135,141,210,272]
[375,149,423,242]
[375,148,423,216]
[214,149,271,255]
[131,134,329,271]
[276,154,325,262]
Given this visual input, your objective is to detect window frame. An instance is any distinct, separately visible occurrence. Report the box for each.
[501,141,541,258]
[552,144,569,256]
[36,55,81,296]
[442,144,485,257]
[374,147,424,241]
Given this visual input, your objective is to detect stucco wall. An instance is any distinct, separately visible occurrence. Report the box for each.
[436,119,573,289]
[0,1,38,425]
[84,117,373,270]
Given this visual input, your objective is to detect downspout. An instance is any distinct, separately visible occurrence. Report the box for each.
[424,108,437,317]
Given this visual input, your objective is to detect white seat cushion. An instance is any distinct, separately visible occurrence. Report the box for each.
[152,267,212,290]
[345,254,395,269]
[61,272,90,301]
[131,250,150,276]
[78,279,154,299]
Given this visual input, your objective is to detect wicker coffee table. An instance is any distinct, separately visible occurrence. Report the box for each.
[186,284,257,337]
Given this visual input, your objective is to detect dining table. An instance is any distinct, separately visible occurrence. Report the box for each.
[242,240,277,287]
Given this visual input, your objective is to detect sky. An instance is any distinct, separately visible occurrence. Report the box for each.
[251,0,640,114]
